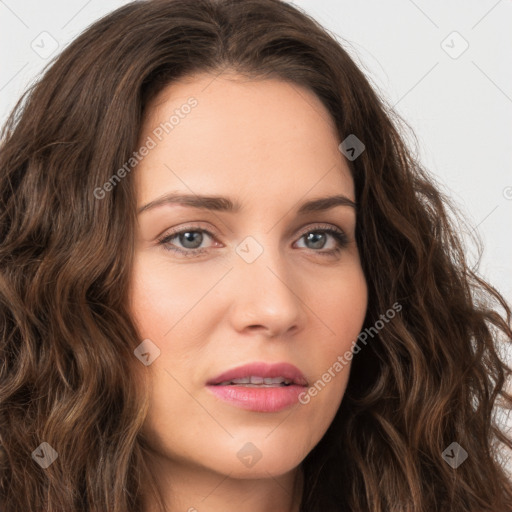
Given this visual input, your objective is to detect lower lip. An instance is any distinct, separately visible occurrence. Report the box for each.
[206,384,306,412]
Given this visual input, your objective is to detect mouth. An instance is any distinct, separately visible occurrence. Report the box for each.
[206,362,308,412]
[215,376,295,387]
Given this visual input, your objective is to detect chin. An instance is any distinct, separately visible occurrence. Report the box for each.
[210,454,303,479]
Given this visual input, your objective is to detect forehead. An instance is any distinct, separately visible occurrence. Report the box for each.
[135,72,354,206]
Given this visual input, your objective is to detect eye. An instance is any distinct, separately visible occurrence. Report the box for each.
[294,224,348,256]
[157,223,349,258]
[157,224,216,257]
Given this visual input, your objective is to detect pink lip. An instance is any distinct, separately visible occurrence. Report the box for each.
[206,362,308,413]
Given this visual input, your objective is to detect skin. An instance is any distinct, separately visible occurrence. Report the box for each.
[129,72,368,512]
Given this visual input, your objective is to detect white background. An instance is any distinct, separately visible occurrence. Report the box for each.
[1,0,511,473]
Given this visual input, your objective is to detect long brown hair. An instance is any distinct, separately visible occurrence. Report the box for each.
[1,0,511,510]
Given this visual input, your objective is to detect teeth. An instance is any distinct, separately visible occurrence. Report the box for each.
[230,377,251,384]
[218,376,293,386]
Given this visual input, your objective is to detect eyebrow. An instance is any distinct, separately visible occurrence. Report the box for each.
[137,192,356,215]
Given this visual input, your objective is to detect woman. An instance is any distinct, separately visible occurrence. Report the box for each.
[0,0,511,511]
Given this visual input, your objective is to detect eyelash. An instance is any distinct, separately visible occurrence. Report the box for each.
[156,223,349,258]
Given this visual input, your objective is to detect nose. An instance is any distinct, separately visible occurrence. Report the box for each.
[227,239,305,338]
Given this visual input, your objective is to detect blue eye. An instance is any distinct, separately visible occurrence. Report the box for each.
[295,227,348,254]
[157,224,348,258]
[157,225,214,257]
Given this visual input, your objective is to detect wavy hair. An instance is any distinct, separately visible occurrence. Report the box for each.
[1,0,511,510]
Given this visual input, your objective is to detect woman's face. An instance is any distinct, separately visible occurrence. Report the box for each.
[129,72,367,480]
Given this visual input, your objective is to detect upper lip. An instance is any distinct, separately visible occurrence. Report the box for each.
[207,362,308,386]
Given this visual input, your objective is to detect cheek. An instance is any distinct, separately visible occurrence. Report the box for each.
[294,266,367,428]
[312,264,368,353]
[309,273,366,375]
[129,254,220,340]
[130,257,170,336]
